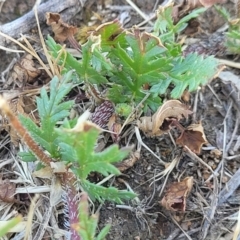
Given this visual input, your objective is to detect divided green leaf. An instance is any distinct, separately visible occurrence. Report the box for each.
[20,71,74,158]
[56,124,136,203]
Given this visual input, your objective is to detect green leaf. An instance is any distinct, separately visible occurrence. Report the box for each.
[56,122,136,202]
[95,21,127,50]
[82,180,136,204]
[18,151,37,162]
[108,30,170,109]
[77,192,111,240]
[47,36,109,84]
[20,72,74,157]
[0,216,22,237]
[96,224,111,240]
[169,54,218,98]
[57,127,128,179]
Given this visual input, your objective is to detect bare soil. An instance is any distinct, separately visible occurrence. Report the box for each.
[0,0,240,240]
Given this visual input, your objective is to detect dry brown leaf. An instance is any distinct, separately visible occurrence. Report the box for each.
[33,166,53,179]
[46,12,78,43]
[108,114,122,142]
[176,122,207,154]
[2,95,38,146]
[115,150,140,172]
[4,54,41,88]
[137,100,192,137]
[50,162,67,173]
[0,177,17,203]
[160,177,193,212]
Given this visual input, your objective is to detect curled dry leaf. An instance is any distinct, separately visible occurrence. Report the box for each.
[46,12,79,50]
[115,150,140,172]
[0,177,17,203]
[108,114,122,142]
[176,122,207,154]
[160,177,193,212]
[137,100,192,137]
[4,54,41,89]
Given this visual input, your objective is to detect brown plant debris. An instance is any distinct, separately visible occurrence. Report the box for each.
[4,54,42,89]
[160,177,193,212]
[1,95,37,146]
[115,150,140,172]
[46,12,78,42]
[173,0,227,23]
[176,122,208,154]
[108,114,122,142]
[137,100,192,137]
[0,176,17,203]
[46,12,80,50]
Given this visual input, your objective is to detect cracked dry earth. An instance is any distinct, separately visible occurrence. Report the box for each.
[0,0,240,240]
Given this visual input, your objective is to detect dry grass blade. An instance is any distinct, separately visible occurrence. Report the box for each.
[233,207,240,240]
[125,0,154,25]
[0,46,24,53]
[0,31,53,78]
[34,7,56,77]
[135,126,166,165]
[24,194,39,240]
[218,59,240,69]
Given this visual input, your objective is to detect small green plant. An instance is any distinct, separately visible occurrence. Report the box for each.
[46,5,218,113]
[215,4,240,54]
[74,192,111,240]
[10,72,135,239]
[19,71,135,203]
[1,4,222,239]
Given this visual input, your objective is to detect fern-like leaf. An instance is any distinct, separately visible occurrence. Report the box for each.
[81,180,136,204]
[56,121,136,203]
[20,72,74,158]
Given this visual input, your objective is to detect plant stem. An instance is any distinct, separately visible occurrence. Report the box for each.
[0,96,52,165]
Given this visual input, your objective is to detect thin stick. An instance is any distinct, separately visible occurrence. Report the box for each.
[185,145,216,176]
[218,59,240,69]
[34,7,55,77]
[233,207,240,240]
[125,0,154,26]
[24,194,40,240]
[135,126,166,165]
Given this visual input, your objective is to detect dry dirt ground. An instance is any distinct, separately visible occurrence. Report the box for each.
[0,0,240,240]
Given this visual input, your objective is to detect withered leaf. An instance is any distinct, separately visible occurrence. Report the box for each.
[46,12,78,45]
[108,114,122,143]
[3,95,38,146]
[33,166,53,179]
[176,122,207,154]
[0,178,16,203]
[137,100,192,137]
[173,0,226,23]
[115,150,140,172]
[4,54,41,88]
[160,177,193,212]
